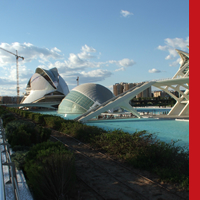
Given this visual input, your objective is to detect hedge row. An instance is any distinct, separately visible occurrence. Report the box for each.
[0,107,51,149]
[5,107,105,143]
[0,106,76,199]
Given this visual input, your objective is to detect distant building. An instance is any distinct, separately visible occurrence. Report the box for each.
[136,87,151,98]
[113,83,123,96]
[153,90,185,98]
[0,96,23,104]
[113,82,151,98]
[153,91,169,98]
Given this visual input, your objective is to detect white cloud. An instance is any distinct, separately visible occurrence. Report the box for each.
[80,69,111,77]
[81,44,96,52]
[0,85,17,96]
[0,64,34,92]
[0,43,136,94]
[148,68,161,73]
[60,69,112,84]
[109,58,135,70]
[0,42,63,66]
[157,37,189,66]
[52,47,61,53]
[78,45,97,59]
[119,58,135,67]
[0,77,16,85]
[68,53,85,65]
[115,67,125,72]
[169,58,181,67]
[120,10,133,17]
[78,51,96,60]
[79,69,112,82]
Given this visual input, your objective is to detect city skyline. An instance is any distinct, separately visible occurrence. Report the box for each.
[0,0,189,96]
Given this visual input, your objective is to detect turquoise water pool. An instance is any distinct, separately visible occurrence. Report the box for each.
[37,109,189,149]
[87,118,189,148]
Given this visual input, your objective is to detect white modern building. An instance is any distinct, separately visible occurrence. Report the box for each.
[20,67,69,108]
[74,47,189,122]
[58,83,115,114]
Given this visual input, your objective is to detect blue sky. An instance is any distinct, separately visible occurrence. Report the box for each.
[0,0,189,96]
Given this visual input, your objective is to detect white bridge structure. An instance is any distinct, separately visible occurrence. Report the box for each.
[75,48,189,122]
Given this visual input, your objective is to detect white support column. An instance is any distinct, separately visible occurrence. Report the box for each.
[118,101,141,118]
[178,101,189,116]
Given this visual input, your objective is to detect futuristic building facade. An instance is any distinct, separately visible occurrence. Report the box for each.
[153,48,189,116]
[58,83,114,113]
[20,67,69,108]
[74,47,189,122]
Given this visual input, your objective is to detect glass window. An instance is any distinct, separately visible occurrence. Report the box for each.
[58,99,87,114]
[64,91,94,110]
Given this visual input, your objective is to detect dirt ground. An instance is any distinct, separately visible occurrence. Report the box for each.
[50,130,189,200]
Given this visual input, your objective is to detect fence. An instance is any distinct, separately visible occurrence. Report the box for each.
[0,119,20,200]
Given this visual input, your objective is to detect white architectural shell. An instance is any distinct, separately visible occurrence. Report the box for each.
[58,83,115,114]
[21,67,69,105]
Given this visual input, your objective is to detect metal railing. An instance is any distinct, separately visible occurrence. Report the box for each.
[0,119,20,200]
[0,128,5,200]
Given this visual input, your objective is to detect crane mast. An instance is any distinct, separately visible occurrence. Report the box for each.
[76,76,79,86]
[0,47,24,104]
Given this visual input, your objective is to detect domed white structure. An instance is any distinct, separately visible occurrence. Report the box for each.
[21,67,69,108]
[58,83,114,113]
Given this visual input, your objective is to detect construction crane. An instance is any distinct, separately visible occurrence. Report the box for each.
[0,47,24,104]
[76,76,79,86]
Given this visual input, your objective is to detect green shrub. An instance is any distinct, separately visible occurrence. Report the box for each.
[5,120,51,148]
[28,112,36,120]
[73,124,105,143]
[91,129,189,189]
[1,113,17,127]
[33,114,45,124]
[58,120,105,143]
[25,141,62,162]
[11,150,29,170]
[21,111,30,118]
[35,125,51,142]
[0,106,8,116]
[25,141,75,200]
[43,115,66,129]
[10,127,32,147]
[5,120,35,146]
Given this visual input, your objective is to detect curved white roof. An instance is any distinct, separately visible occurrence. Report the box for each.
[21,67,69,104]
[72,83,114,104]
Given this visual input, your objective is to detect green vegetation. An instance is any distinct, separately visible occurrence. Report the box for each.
[24,141,75,200]
[4,120,51,148]
[0,106,76,199]
[0,106,189,191]
[91,129,188,188]
[130,96,176,107]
